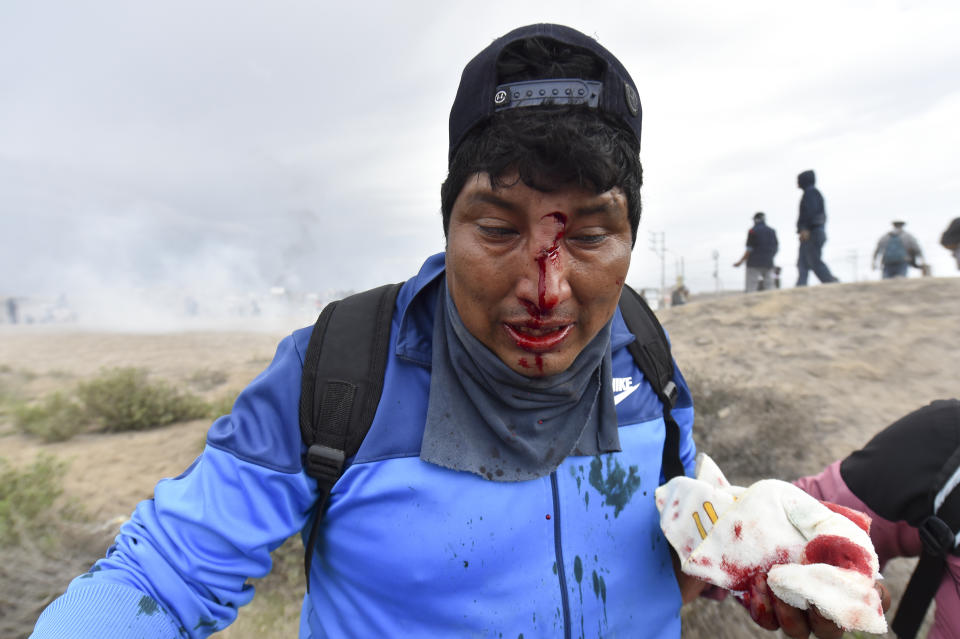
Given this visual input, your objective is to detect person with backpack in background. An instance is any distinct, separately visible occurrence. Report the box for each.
[795,170,839,286]
[733,211,779,292]
[874,220,925,279]
[941,217,960,270]
[794,399,960,639]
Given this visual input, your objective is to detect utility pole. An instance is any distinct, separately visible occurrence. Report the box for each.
[847,250,858,282]
[712,250,720,293]
[648,231,666,305]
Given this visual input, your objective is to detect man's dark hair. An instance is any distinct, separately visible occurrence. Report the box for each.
[441,37,643,245]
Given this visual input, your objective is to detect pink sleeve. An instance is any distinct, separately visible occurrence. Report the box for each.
[793,460,922,569]
[929,557,960,639]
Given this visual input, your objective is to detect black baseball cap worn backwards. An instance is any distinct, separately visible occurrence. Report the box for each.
[448,23,643,165]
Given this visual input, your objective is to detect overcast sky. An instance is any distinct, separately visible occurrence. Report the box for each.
[2,0,958,326]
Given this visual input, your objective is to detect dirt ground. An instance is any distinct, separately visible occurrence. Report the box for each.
[2,275,958,638]
[662,276,959,476]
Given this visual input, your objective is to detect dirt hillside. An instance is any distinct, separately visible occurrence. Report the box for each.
[664,276,958,481]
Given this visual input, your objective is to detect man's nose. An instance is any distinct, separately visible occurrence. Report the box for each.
[517,213,572,314]
[535,248,571,312]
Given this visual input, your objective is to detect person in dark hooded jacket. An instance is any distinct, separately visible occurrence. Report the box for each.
[795,170,838,286]
[942,217,960,270]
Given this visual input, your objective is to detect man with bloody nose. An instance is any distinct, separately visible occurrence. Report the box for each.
[445,174,633,378]
[31,23,870,639]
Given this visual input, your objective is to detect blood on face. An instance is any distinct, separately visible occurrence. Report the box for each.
[534,212,567,313]
[515,212,568,373]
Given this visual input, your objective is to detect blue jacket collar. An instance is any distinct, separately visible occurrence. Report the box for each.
[395,252,635,367]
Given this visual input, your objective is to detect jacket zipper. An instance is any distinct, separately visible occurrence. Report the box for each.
[551,470,572,639]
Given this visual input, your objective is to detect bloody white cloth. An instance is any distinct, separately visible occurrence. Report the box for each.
[656,453,887,634]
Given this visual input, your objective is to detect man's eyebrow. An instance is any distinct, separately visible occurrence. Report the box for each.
[572,201,619,218]
[468,191,521,212]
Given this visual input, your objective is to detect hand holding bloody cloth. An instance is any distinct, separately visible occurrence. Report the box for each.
[656,453,887,635]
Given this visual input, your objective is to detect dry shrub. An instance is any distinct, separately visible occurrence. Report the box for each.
[0,455,64,545]
[12,392,86,442]
[0,455,109,639]
[0,520,108,639]
[207,388,241,421]
[13,368,212,441]
[0,366,32,420]
[77,367,209,433]
[188,368,229,392]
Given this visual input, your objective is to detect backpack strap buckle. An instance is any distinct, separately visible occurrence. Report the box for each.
[918,515,956,558]
[305,444,346,485]
[662,381,678,408]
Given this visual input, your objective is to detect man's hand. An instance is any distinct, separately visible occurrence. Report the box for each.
[798,229,811,242]
[674,548,892,637]
[742,573,891,639]
[672,549,711,603]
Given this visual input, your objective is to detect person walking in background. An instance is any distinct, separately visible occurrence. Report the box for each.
[671,276,690,306]
[5,297,17,324]
[733,211,779,292]
[873,220,924,279]
[795,170,838,286]
[941,217,960,270]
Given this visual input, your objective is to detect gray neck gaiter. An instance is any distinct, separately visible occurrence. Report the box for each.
[419,279,620,482]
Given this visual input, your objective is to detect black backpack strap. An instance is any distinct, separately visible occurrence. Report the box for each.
[892,446,960,639]
[298,282,403,589]
[617,285,684,481]
[893,551,948,639]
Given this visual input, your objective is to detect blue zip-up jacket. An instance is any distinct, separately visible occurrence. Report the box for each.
[32,253,696,639]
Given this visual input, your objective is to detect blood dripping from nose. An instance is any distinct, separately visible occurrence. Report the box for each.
[516,213,567,373]
[535,213,567,312]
